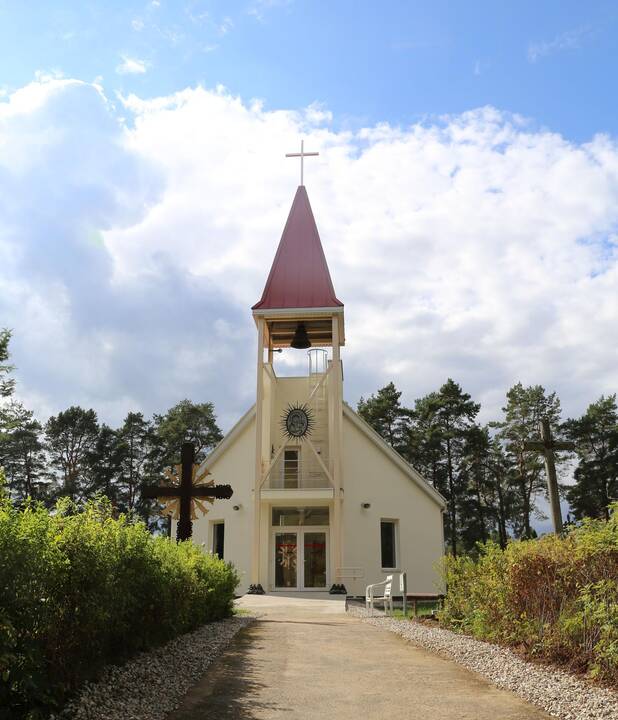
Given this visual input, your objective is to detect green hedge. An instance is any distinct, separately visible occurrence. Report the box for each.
[0,492,239,718]
[440,505,618,685]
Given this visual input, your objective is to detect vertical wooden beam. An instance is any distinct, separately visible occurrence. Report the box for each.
[252,317,265,584]
[266,322,274,364]
[540,418,563,534]
[331,315,343,582]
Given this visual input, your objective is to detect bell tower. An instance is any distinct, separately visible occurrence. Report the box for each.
[250,181,345,592]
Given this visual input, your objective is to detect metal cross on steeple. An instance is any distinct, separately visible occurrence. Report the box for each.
[286,139,319,186]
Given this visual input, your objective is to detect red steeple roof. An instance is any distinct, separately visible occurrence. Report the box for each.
[252,186,343,311]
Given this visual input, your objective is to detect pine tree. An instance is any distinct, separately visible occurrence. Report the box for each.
[45,406,100,501]
[0,329,15,399]
[458,424,493,549]
[0,402,47,501]
[408,380,479,556]
[152,399,223,468]
[84,424,123,506]
[432,380,480,556]
[357,382,410,455]
[494,383,562,538]
[486,437,516,549]
[407,391,447,494]
[117,412,153,516]
[564,395,618,520]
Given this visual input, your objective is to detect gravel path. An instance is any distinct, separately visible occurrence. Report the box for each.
[347,605,618,720]
[56,615,255,720]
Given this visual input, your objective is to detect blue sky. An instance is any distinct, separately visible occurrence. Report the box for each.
[1,1,616,142]
[1,3,618,535]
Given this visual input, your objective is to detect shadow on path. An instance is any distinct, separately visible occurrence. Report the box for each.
[172,626,281,720]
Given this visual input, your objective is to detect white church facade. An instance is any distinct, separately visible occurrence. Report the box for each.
[190,182,446,596]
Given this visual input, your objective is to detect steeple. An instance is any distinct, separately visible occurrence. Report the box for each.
[250,179,345,591]
[252,186,343,311]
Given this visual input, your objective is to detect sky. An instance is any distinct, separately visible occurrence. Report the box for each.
[1,1,618,529]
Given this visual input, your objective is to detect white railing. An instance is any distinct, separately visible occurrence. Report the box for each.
[265,450,331,489]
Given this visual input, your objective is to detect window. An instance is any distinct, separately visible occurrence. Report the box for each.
[272,507,329,526]
[213,522,224,559]
[283,448,300,488]
[380,520,398,569]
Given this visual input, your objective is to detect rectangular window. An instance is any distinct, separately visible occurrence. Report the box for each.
[283,448,300,488]
[380,520,398,569]
[272,507,329,526]
[213,522,225,559]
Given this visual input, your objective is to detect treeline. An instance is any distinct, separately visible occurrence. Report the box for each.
[358,379,618,555]
[0,330,223,523]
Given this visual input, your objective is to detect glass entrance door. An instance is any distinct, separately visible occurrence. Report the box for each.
[303,531,327,589]
[273,529,328,590]
[274,532,298,589]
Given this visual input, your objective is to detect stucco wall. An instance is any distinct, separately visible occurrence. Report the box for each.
[188,403,444,598]
[341,410,445,597]
[190,415,256,594]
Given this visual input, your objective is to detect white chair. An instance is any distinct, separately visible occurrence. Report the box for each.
[365,575,393,616]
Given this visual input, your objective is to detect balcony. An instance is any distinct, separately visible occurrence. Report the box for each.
[261,446,333,500]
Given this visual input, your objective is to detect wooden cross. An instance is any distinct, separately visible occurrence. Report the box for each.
[143,442,233,542]
[286,139,319,186]
[523,418,574,534]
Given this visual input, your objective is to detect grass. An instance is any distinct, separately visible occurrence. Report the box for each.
[390,602,441,619]
[233,606,252,616]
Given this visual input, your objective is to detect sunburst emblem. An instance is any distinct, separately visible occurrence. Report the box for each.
[277,541,297,570]
[157,464,215,520]
[280,403,315,440]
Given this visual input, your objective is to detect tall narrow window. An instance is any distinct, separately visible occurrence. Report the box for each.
[283,448,300,488]
[380,520,398,569]
[213,522,225,559]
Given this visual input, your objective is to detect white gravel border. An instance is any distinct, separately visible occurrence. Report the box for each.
[347,604,618,720]
[55,614,255,720]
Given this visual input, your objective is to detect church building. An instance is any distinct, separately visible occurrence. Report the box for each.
[191,176,446,596]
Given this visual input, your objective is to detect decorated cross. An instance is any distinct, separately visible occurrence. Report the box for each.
[523,418,574,535]
[143,441,233,542]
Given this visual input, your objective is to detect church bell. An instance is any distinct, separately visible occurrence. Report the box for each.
[290,322,311,349]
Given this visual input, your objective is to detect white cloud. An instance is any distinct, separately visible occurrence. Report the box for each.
[1,78,618,439]
[131,18,145,32]
[248,0,293,23]
[217,16,233,35]
[528,27,591,63]
[116,55,148,75]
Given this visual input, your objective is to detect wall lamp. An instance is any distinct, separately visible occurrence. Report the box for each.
[361,502,371,509]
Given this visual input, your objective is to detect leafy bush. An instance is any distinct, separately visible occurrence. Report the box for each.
[440,505,618,685]
[0,489,238,718]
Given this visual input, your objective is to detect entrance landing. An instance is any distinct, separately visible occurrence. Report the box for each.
[171,594,550,720]
[236,592,346,615]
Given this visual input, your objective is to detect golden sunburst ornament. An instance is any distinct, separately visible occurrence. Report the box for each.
[280,402,315,441]
[157,463,214,520]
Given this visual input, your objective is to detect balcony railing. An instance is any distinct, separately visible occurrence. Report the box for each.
[264,450,331,490]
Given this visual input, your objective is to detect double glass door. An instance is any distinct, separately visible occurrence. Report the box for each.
[273,528,328,590]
